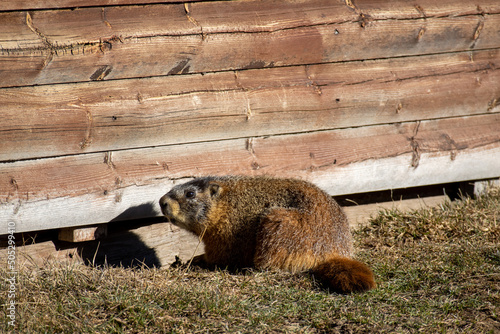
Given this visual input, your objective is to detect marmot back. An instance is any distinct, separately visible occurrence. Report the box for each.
[159,175,375,293]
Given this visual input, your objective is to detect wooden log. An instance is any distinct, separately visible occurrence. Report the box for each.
[1,114,499,233]
[77,221,182,267]
[58,224,107,243]
[4,238,83,269]
[2,0,500,15]
[343,195,449,229]
[6,0,499,50]
[1,2,499,87]
[0,221,198,269]
[1,49,499,161]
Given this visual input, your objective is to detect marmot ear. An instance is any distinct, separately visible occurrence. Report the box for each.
[209,183,220,198]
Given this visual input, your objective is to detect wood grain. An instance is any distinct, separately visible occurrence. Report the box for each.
[1,2,499,87]
[3,0,500,14]
[3,0,499,46]
[1,50,499,161]
[0,0,189,11]
[1,114,499,232]
[0,221,189,269]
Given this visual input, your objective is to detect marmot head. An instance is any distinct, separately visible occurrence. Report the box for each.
[159,178,221,235]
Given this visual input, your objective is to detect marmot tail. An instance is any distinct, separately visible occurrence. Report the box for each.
[311,257,376,293]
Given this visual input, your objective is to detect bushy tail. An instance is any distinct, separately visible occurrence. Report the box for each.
[312,257,376,294]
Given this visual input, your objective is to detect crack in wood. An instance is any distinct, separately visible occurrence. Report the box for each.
[25,12,54,68]
[304,65,323,96]
[487,97,500,111]
[409,121,421,168]
[136,92,144,104]
[379,61,500,85]
[245,138,261,170]
[245,93,253,120]
[10,177,19,191]
[141,86,247,102]
[104,151,114,169]
[183,3,205,41]
[101,8,112,29]
[396,103,403,114]
[104,152,123,191]
[414,5,427,18]
[470,18,485,49]
[184,3,199,27]
[2,22,121,57]
[344,0,357,11]
[80,108,93,149]
[417,27,426,41]
[246,137,256,155]
[3,10,495,58]
[233,71,244,90]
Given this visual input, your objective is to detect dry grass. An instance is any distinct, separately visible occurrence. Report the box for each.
[2,187,499,333]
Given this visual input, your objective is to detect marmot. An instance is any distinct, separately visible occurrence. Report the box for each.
[159,175,375,293]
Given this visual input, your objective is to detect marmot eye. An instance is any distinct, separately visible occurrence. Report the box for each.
[185,191,196,199]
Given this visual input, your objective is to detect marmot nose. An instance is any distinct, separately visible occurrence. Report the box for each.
[159,194,170,213]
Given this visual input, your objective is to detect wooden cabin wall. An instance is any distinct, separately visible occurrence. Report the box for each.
[1,0,500,235]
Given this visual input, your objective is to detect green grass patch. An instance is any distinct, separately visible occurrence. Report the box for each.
[2,188,499,333]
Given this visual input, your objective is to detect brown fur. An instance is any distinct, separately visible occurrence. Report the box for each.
[159,175,375,293]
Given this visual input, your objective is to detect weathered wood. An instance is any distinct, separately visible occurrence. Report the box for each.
[81,221,181,267]
[4,238,83,269]
[343,195,449,229]
[474,178,500,197]
[5,0,500,14]
[2,114,499,233]
[1,182,172,233]
[6,0,499,50]
[1,2,499,87]
[4,0,499,15]
[0,221,193,269]
[2,143,499,234]
[0,0,189,11]
[1,49,499,161]
[58,224,107,242]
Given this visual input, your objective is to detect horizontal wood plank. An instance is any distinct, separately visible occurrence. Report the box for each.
[1,50,499,161]
[0,1,189,11]
[58,224,107,242]
[4,0,500,48]
[3,146,499,234]
[1,2,499,87]
[3,0,500,14]
[1,114,499,233]
[344,195,449,229]
[0,221,190,269]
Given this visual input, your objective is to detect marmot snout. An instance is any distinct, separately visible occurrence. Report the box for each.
[160,178,219,235]
[159,175,375,293]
